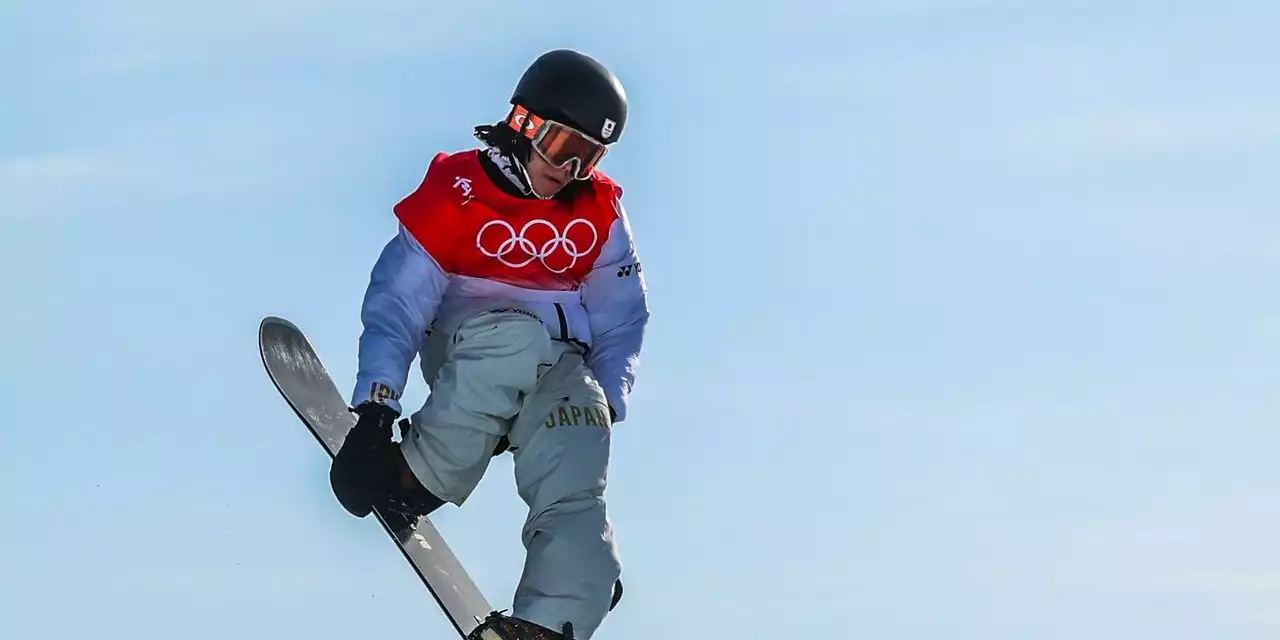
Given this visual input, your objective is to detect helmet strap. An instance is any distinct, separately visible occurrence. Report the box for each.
[510,153,555,200]
[482,146,554,200]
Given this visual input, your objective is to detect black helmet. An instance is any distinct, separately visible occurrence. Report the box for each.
[511,49,627,144]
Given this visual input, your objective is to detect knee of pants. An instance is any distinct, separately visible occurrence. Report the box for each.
[404,310,557,505]
[400,414,502,506]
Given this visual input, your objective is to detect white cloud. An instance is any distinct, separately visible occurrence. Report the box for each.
[0,92,413,223]
[0,151,202,220]
[65,0,368,75]
[1,152,115,191]
[952,494,1280,635]
[0,107,307,220]
[1002,102,1280,156]
[52,0,569,76]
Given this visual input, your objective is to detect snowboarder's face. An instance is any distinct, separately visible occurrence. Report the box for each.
[525,151,575,197]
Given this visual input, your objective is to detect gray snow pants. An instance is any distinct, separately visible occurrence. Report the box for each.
[398,304,620,639]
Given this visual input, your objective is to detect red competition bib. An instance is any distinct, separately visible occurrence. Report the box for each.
[393,150,623,291]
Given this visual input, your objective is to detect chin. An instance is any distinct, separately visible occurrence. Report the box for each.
[536,180,566,195]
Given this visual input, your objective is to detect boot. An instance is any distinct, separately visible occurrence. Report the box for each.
[467,611,574,640]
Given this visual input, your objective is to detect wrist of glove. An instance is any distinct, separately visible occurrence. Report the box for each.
[344,401,400,450]
[352,400,399,422]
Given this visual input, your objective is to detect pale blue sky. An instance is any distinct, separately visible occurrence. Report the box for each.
[3,1,1278,638]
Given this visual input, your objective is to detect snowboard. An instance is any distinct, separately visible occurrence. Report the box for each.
[258,315,492,638]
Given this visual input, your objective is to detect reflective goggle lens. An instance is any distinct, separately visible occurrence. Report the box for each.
[533,121,606,178]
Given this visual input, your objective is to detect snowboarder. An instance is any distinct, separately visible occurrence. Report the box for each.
[328,49,649,640]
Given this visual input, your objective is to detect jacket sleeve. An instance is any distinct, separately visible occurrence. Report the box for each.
[350,223,450,414]
[581,201,650,423]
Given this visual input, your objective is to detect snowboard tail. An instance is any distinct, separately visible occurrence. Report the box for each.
[258,315,492,638]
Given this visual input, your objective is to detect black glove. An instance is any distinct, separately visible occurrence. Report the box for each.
[330,401,400,517]
[344,402,398,454]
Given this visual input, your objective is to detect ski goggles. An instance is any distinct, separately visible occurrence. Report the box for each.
[508,105,608,180]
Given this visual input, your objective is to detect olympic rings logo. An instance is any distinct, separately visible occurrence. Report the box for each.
[476,218,599,274]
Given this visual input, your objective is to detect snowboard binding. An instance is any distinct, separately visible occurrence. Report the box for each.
[463,576,622,640]
[466,611,575,640]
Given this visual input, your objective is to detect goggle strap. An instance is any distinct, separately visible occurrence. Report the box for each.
[507,105,544,141]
